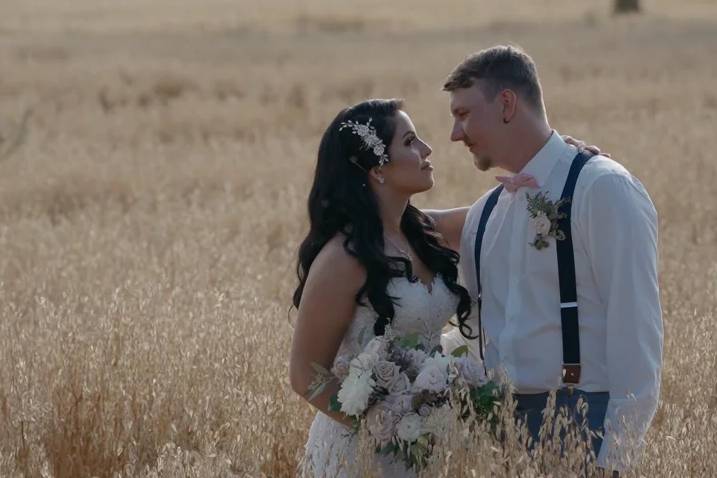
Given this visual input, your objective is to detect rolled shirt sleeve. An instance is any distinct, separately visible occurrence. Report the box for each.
[580,172,663,471]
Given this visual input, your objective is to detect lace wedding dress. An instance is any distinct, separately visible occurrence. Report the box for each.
[298,274,460,478]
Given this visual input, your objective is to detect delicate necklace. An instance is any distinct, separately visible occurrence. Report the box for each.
[384,234,419,283]
[384,234,410,259]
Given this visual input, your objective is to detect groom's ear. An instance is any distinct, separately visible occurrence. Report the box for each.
[499,89,518,125]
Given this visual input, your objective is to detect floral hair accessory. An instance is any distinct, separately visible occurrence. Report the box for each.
[339,118,390,167]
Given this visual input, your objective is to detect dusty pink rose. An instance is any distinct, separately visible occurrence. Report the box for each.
[366,401,401,445]
[373,360,402,389]
[385,393,413,415]
[387,372,411,394]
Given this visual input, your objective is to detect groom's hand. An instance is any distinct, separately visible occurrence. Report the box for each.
[562,135,612,158]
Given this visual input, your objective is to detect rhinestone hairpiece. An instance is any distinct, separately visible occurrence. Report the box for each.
[339,118,390,167]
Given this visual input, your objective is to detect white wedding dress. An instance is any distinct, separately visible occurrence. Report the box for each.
[298,273,460,478]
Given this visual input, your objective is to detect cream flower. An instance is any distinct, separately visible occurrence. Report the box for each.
[533,212,552,235]
[364,336,389,358]
[456,356,486,387]
[396,413,423,442]
[413,364,448,393]
[351,351,379,376]
[337,372,375,416]
[423,352,455,372]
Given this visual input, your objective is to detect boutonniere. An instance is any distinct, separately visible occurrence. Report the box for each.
[526,191,569,250]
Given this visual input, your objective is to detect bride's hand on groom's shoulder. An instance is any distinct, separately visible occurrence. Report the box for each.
[422,207,469,253]
[562,135,612,159]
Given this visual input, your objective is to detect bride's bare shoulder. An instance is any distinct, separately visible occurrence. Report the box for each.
[309,234,366,288]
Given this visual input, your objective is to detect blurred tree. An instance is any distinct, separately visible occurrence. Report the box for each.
[614,0,640,14]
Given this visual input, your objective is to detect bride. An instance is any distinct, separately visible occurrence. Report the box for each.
[289,98,477,477]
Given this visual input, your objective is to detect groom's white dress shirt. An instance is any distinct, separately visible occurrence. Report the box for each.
[450,132,663,470]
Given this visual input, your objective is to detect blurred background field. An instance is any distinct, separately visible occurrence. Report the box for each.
[0,0,715,476]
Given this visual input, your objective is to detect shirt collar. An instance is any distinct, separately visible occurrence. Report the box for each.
[518,130,572,188]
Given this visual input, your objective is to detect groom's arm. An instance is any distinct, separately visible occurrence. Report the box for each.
[580,172,663,472]
[422,207,469,252]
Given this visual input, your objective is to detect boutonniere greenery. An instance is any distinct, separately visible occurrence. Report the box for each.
[526,191,569,250]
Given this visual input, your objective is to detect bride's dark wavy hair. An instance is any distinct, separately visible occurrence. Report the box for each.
[292,99,475,339]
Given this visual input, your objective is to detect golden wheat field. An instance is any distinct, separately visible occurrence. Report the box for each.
[0,0,716,476]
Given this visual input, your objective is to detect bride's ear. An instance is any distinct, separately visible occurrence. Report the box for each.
[369,166,386,185]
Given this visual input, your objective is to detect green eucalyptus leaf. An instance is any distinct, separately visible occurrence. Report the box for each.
[451,345,470,357]
[399,333,421,349]
[329,394,342,412]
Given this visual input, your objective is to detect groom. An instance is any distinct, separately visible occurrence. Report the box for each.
[443,45,663,475]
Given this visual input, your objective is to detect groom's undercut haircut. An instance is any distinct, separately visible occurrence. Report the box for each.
[443,45,544,115]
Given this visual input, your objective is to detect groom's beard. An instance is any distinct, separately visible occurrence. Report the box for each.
[473,154,493,171]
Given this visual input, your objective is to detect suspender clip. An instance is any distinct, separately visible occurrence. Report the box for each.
[562,363,581,385]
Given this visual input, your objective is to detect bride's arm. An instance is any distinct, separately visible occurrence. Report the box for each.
[289,235,366,428]
[422,207,469,252]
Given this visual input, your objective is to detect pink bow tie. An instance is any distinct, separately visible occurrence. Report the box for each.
[495,173,539,193]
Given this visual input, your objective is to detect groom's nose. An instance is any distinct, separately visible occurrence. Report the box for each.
[450,120,465,142]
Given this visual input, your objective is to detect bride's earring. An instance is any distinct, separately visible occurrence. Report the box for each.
[378,177,385,184]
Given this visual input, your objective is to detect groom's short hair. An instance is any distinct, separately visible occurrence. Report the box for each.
[443,45,544,114]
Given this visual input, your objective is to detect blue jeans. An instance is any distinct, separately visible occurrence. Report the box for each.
[514,389,610,459]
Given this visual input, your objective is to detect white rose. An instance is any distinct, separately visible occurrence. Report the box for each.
[413,364,448,393]
[351,351,379,376]
[337,372,375,416]
[364,336,389,358]
[534,213,552,236]
[396,413,423,442]
[424,353,454,372]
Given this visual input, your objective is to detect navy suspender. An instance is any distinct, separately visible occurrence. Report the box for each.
[557,151,592,384]
[474,151,592,385]
[473,185,504,362]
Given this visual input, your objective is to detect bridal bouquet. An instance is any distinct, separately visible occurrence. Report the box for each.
[309,327,503,471]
